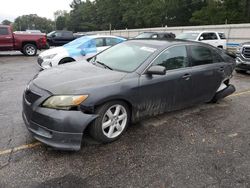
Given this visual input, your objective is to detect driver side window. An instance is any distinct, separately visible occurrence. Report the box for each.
[153,45,188,71]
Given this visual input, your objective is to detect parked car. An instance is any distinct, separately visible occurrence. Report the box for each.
[38,35,126,69]
[176,31,227,49]
[135,32,175,39]
[23,39,236,150]
[235,42,250,73]
[0,25,47,56]
[47,30,76,46]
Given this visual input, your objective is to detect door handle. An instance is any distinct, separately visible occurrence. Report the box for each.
[5,37,11,39]
[218,67,224,72]
[182,73,191,80]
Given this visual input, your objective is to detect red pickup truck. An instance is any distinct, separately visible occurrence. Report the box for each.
[0,25,47,56]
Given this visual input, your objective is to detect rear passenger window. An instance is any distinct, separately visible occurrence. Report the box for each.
[153,45,189,71]
[190,45,213,66]
[105,38,119,46]
[95,38,104,47]
[0,28,9,35]
[212,50,224,63]
[63,32,73,38]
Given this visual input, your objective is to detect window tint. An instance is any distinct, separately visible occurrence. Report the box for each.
[105,38,119,46]
[218,33,226,39]
[212,50,224,63]
[62,31,73,37]
[54,32,62,37]
[0,28,9,35]
[200,32,218,40]
[190,45,213,66]
[95,38,104,47]
[153,45,188,71]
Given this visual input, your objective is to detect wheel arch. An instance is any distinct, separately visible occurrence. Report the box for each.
[59,57,76,64]
[22,41,37,48]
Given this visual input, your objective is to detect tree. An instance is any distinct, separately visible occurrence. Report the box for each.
[54,10,69,30]
[1,19,12,25]
[190,0,246,25]
[13,14,54,33]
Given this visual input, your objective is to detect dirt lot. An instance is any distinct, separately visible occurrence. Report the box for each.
[0,51,250,188]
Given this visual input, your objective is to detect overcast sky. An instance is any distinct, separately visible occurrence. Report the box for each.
[0,0,72,22]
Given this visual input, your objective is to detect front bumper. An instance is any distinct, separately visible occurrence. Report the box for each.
[236,57,250,71]
[22,83,97,150]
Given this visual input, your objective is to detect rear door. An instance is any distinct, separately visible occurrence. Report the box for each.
[0,27,13,50]
[187,45,225,103]
[138,45,194,117]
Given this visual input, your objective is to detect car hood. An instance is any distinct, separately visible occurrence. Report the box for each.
[39,47,66,57]
[32,62,127,94]
[241,42,250,46]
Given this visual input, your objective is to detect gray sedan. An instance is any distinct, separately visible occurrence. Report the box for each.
[22,39,236,150]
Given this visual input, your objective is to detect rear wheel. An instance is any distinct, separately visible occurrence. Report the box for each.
[89,101,130,143]
[23,44,37,56]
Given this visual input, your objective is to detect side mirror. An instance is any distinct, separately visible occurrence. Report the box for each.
[146,65,166,75]
[80,49,86,56]
[199,36,204,41]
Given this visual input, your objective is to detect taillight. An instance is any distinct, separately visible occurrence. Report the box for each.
[42,36,47,44]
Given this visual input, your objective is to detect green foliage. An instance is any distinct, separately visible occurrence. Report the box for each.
[13,14,54,33]
[1,19,12,25]
[190,0,250,25]
[12,0,250,33]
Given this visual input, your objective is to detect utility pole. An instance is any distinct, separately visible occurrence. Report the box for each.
[109,23,112,35]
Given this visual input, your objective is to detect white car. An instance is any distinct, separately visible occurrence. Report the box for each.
[176,31,227,49]
[38,35,126,69]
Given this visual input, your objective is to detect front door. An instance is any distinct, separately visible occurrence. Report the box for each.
[0,27,13,50]
[138,45,194,118]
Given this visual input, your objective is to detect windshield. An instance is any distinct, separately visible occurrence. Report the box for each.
[135,33,154,39]
[64,36,91,48]
[93,42,157,72]
[47,31,56,36]
[176,33,199,40]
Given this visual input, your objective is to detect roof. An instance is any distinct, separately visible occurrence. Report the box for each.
[0,25,10,28]
[183,30,225,34]
[128,38,194,49]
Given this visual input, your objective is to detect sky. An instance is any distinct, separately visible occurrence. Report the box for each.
[0,0,73,23]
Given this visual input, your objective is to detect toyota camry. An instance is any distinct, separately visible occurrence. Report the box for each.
[22,39,236,150]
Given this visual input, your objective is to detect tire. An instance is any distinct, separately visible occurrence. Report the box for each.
[235,69,246,74]
[23,44,37,56]
[89,101,131,143]
[59,57,75,65]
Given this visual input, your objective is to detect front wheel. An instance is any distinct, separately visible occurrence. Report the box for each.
[89,101,130,143]
[23,44,37,56]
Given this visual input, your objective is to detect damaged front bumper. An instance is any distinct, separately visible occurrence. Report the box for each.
[22,84,97,151]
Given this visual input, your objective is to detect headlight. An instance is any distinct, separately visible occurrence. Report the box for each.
[236,45,242,53]
[42,95,88,110]
[43,54,57,59]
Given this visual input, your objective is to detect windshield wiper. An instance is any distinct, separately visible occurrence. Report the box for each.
[95,61,113,70]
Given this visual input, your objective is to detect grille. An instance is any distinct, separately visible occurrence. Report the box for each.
[25,89,41,104]
[242,47,250,59]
